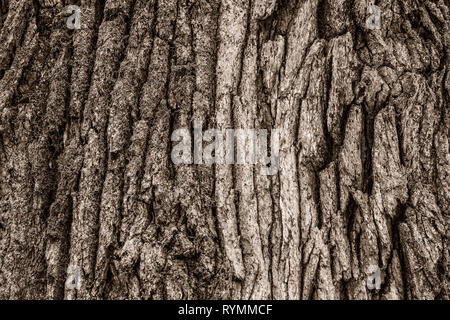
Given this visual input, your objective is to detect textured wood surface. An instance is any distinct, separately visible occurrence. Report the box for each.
[0,0,448,299]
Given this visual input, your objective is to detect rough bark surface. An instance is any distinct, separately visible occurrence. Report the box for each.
[0,0,449,300]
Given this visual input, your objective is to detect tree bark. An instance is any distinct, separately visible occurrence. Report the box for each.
[0,0,448,300]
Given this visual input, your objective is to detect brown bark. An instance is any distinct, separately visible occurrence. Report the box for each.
[0,0,448,299]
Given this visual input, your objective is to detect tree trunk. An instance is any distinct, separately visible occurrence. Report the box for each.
[0,0,448,300]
